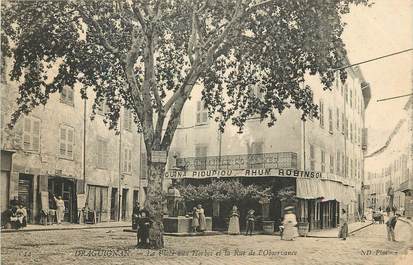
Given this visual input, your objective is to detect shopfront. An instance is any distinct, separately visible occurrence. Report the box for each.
[48,176,77,223]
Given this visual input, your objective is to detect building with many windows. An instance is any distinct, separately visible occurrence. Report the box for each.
[364,97,413,218]
[1,66,146,224]
[165,59,370,231]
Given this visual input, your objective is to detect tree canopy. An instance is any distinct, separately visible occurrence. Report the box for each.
[1,0,369,154]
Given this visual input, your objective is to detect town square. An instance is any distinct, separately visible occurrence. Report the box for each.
[1,0,412,264]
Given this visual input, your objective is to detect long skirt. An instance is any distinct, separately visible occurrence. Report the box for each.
[56,207,64,223]
[198,214,206,231]
[228,216,240,235]
[283,224,298,240]
[192,217,199,229]
[338,223,348,239]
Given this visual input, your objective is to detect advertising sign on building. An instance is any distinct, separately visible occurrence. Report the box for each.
[164,168,323,179]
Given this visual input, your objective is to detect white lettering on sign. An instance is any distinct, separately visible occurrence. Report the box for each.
[164,168,323,179]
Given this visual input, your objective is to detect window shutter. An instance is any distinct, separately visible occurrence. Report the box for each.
[60,127,66,156]
[32,119,40,152]
[67,141,73,158]
[23,118,31,150]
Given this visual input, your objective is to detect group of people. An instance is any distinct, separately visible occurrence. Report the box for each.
[191,204,206,232]
[3,197,28,230]
[226,205,299,240]
[227,206,256,236]
[132,202,153,248]
[338,208,402,242]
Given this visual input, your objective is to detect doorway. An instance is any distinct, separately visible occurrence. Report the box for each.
[18,174,33,223]
[122,188,128,220]
[48,177,76,223]
[111,188,118,221]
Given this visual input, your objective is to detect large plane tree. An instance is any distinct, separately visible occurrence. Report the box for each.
[1,0,368,248]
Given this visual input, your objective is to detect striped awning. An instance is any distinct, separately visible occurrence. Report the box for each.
[296,178,356,204]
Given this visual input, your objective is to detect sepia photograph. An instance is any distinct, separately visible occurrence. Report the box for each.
[0,0,412,264]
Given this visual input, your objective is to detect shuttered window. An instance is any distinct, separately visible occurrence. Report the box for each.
[59,125,74,159]
[97,139,108,168]
[123,147,132,173]
[328,108,333,133]
[196,101,208,125]
[22,117,41,152]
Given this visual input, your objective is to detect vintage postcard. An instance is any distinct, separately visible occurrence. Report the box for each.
[1,0,412,264]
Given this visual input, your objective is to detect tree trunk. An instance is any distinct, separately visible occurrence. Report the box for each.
[145,160,165,249]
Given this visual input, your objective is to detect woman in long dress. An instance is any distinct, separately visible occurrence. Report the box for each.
[338,209,348,240]
[282,207,298,241]
[191,207,199,232]
[197,204,206,232]
[228,205,240,235]
[54,195,65,224]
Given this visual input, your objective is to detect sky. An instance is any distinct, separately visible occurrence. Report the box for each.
[342,0,413,153]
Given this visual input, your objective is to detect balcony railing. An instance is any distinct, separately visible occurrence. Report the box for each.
[176,152,298,171]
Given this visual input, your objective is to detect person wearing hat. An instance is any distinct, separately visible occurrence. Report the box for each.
[282,206,298,241]
[245,209,255,236]
[386,213,401,241]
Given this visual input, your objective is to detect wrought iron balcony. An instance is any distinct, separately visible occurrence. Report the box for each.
[176,152,298,171]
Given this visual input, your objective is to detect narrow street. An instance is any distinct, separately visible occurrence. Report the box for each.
[2,220,412,265]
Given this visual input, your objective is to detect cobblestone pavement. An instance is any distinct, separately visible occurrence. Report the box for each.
[2,221,412,265]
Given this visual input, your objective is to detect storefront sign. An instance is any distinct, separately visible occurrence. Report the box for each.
[164,168,323,179]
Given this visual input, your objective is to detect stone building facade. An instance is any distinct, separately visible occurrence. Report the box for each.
[165,61,370,231]
[365,97,413,218]
[1,68,147,224]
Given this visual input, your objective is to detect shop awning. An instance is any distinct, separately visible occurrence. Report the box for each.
[296,178,356,204]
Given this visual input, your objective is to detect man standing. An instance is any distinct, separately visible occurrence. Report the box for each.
[385,213,400,241]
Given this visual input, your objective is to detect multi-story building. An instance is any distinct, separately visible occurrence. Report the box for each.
[1,64,147,225]
[166,58,370,231]
[365,97,413,218]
